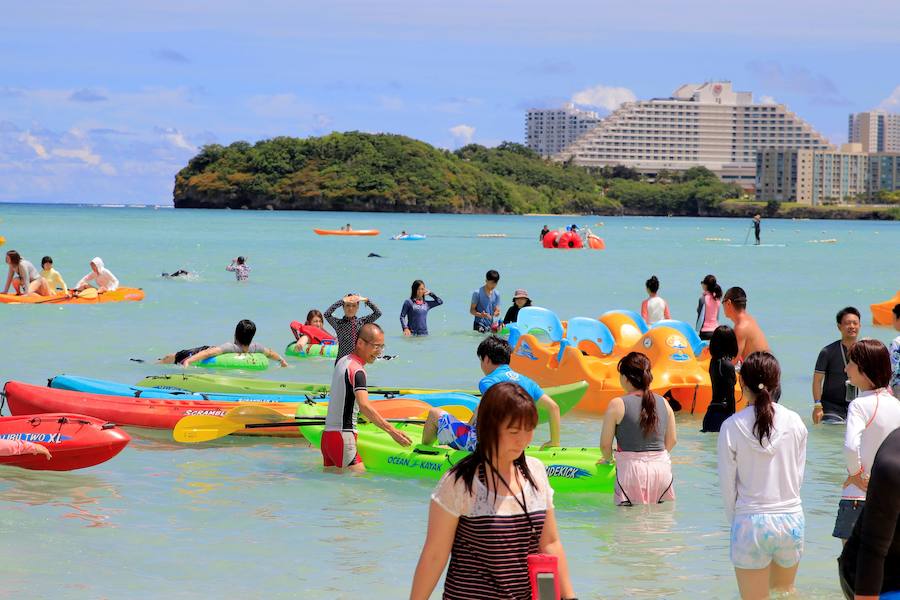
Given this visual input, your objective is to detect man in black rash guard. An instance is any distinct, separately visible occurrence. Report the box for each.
[839,426,900,599]
[812,307,861,424]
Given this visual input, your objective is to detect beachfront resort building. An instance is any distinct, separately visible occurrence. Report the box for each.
[755,144,900,204]
[526,103,602,157]
[555,82,833,189]
[849,111,900,153]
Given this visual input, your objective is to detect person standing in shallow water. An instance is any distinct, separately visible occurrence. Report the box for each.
[753,214,761,245]
[400,279,443,336]
[718,351,808,600]
[324,293,382,362]
[410,382,575,600]
[812,307,861,425]
[599,351,677,505]
[539,224,550,242]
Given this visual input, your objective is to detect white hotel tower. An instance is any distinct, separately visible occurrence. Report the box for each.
[557,82,833,188]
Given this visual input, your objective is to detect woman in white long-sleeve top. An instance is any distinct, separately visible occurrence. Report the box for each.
[717,351,808,600]
[832,339,900,543]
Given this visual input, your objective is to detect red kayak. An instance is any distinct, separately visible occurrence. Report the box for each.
[2,381,431,438]
[0,413,130,471]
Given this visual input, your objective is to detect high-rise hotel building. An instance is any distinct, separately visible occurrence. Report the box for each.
[849,111,900,153]
[525,103,602,157]
[556,82,833,188]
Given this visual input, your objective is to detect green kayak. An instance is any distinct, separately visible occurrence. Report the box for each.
[137,373,475,396]
[296,402,614,494]
[137,374,587,424]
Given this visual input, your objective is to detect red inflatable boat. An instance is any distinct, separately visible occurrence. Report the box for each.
[0,412,130,471]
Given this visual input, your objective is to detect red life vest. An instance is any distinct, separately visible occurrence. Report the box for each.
[289,321,335,345]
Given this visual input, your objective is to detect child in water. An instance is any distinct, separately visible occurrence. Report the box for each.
[159,319,288,367]
[290,309,336,353]
[226,256,250,281]
[640,275,670,325]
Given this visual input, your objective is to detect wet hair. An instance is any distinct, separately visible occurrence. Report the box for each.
[305,309,324,325]
[701,274,722,300]
[723,286,747,311]
[739,351,780,445]
[410,279,425,300]
[477,335,511,366]
[485,269,500,283]
[449,382,539,496]
[6,250,21,265]
[894,303,900,319]
[618,352,657,436]
[41,256,53,266]
[234,319,257,346]
[836,306,861,325]
[236,256,245,265]
[849,339,893,389]
[645,275,660,294]
[709,325,738,360]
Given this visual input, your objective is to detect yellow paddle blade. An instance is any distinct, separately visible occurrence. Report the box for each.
[440,404,473,420]
[224,405,296,424]
[173,415,243,443]
[77,287,99,299]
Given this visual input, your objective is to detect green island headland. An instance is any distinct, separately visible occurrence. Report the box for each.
[173,132,900,220]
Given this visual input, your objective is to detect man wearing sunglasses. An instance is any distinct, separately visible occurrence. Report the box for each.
[321,323,412,472]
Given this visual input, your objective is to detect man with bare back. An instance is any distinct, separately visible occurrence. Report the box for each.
[723,286,770,361]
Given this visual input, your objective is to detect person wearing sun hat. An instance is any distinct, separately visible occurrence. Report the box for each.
[503,288,533,324]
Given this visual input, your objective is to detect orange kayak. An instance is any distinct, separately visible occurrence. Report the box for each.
[0,287,145,305]
[313,229,380,236]
[871,291,900,326]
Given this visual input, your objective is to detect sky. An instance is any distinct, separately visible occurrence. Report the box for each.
[1,0,899,205]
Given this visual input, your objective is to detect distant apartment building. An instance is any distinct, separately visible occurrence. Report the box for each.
[848,111,900,153]
[756,144,898,204]
[525,103,602,157]
[556,82,833,189]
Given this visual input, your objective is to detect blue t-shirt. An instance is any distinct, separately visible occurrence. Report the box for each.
[471,286,500,329]
[478,365,544,402]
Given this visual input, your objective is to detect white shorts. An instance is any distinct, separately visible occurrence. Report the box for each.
[730,512,804,570]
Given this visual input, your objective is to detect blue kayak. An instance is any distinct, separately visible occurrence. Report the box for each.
[48,374,478,412]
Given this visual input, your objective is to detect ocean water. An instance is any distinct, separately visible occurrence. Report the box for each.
[0,203,897,599]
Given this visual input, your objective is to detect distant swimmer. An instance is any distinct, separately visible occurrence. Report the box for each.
[753,214,761,245]
[539,224,550,241]
[367,253,382,258]
[162,269,191,278]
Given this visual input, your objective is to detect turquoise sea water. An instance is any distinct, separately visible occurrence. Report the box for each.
[0,204,897,599]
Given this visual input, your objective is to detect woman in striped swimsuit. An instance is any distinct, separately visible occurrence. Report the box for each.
[324,293,382,362]
[410,382,576,600]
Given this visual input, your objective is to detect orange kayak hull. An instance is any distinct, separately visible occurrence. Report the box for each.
[0,287,145,305]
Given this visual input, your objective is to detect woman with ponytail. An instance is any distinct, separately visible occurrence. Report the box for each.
[598,351,677,506]
[411,382,575,600]
[718,351,808,599]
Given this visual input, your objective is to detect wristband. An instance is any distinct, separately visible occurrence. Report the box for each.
[813,401,822,407]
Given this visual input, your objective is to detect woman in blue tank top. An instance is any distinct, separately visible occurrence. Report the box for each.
[599,351,678,505]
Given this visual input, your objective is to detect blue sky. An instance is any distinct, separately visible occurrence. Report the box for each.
[2,0,898,204]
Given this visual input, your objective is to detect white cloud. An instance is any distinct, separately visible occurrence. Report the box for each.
[878,85,900,110]
[158,127,196,151]
[760,95,777,104]
[20,132,48,158]
[571,85,636,111]
[449,124,475,145]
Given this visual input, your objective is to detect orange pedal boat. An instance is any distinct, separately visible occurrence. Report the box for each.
[508,308,744,416]
[871,291,900,326]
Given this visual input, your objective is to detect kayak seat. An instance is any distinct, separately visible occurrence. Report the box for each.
[651,320,709,357]
[565,317,615,357]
